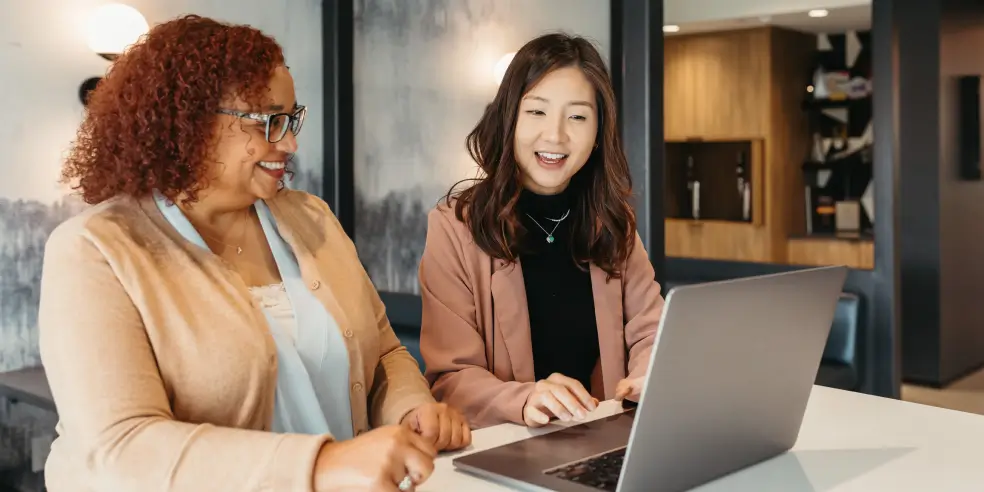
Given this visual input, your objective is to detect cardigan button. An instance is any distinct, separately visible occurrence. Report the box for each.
[310,280,321,290]
[343,329,354,338]
[352,382,363,392]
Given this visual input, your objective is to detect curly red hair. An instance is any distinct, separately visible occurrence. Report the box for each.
[63,14,286,205]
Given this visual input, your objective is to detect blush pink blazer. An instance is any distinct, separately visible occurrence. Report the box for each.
[418,203,665,428]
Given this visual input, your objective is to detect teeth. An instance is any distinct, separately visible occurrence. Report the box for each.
[537,152,567,160]
[258,161,286,170]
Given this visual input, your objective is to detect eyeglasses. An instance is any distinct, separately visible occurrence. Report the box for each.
[217,104,307,143]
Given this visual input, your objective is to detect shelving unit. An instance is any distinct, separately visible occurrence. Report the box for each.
[793,30,875,269]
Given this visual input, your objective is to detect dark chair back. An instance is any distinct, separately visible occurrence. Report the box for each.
[823,293,860,366]
[392,324,426,371]
[813,293,862,390]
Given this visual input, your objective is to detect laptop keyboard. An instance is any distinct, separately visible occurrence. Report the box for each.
[545,446,626,491]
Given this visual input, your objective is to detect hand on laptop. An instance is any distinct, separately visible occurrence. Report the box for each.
[523,373,600,427]
[402,402,473,451]
[614,376,644,402]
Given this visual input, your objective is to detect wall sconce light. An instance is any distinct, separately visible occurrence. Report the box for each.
[493,52,516,86]
[79,3,149,105]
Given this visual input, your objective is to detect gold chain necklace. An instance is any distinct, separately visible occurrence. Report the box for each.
[197,210,250,255]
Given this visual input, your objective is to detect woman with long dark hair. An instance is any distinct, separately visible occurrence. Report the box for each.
[418,33,665,429]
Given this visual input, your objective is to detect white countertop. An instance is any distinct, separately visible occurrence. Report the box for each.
[420,385,984,491]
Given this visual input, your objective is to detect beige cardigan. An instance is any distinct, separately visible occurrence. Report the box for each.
[419,203,664,429]
[38,189,435,492]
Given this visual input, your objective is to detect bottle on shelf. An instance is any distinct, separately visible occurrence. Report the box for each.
[736,150,751,222]
[686,154,700,220]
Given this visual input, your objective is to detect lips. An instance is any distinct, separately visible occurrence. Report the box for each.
[535,151,568,168]
[257,160,286,179]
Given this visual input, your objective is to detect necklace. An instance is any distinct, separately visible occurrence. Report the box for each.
[197,210,250,255]
[526,209,570,244]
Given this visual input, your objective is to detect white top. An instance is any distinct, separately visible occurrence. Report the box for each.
[249,283,297,343]
[422,385,984,492]
[153,190,354,441]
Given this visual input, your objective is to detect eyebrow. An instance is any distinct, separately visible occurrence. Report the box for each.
[259,102,300,113]
[523,95,595,109]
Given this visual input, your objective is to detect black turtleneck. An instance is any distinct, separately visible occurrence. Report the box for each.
[518,185,600,393]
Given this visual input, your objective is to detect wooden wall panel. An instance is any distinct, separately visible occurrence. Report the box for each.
[664,29,769,140]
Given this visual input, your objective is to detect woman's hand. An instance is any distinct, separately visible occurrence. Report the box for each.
[522,373,599,427]
[402,402,472,451]
[614,376,645,402]
[313,425,436,491]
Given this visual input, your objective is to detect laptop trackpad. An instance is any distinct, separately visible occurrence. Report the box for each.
[454,411,636,491]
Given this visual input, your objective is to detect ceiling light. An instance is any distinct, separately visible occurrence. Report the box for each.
[663,25,680,33]
[80,3,149,106]
[808,9,829,18]
[86,3,149,59]
[493,52,515,85]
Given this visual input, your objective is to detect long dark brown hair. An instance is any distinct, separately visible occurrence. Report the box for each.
[445,32,636,279]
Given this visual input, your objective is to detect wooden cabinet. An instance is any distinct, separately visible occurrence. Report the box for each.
[666,219,773,263]
[663,27,817,265]
[665,29,770,139]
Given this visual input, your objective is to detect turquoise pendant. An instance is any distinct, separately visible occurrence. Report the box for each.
[546,235,555,244]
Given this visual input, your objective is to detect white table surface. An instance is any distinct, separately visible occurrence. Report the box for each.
[419,385,984,491]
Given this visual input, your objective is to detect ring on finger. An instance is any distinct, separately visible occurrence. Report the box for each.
[398,474,415,491]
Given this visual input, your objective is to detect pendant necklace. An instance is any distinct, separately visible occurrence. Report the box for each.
[199,210,250,255]
[526,209,570,244]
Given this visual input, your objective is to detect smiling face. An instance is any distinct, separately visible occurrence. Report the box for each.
[513,65,598,195]
[206,65,299,204]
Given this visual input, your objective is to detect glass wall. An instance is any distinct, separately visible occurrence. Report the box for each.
[351,0,611,294]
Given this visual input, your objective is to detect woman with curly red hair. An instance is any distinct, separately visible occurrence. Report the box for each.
[38,14,468,492]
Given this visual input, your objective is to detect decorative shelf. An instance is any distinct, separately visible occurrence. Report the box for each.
[664,139,764,225]
[801,95,872,111]
[789,231,874,242]
[787,236,874,270]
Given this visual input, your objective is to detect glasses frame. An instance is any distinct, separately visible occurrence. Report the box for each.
[217,104,307,143]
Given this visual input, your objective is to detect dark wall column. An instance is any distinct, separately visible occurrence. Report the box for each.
[866,0,904,397]
[614,0,666,289]
[895,0,943,386]
[322,0,355,237]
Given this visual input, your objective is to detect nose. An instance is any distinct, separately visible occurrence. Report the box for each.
[276,131,299,153]
[542,114,569,144]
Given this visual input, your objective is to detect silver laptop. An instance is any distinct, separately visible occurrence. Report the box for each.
[453,266,848,492]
